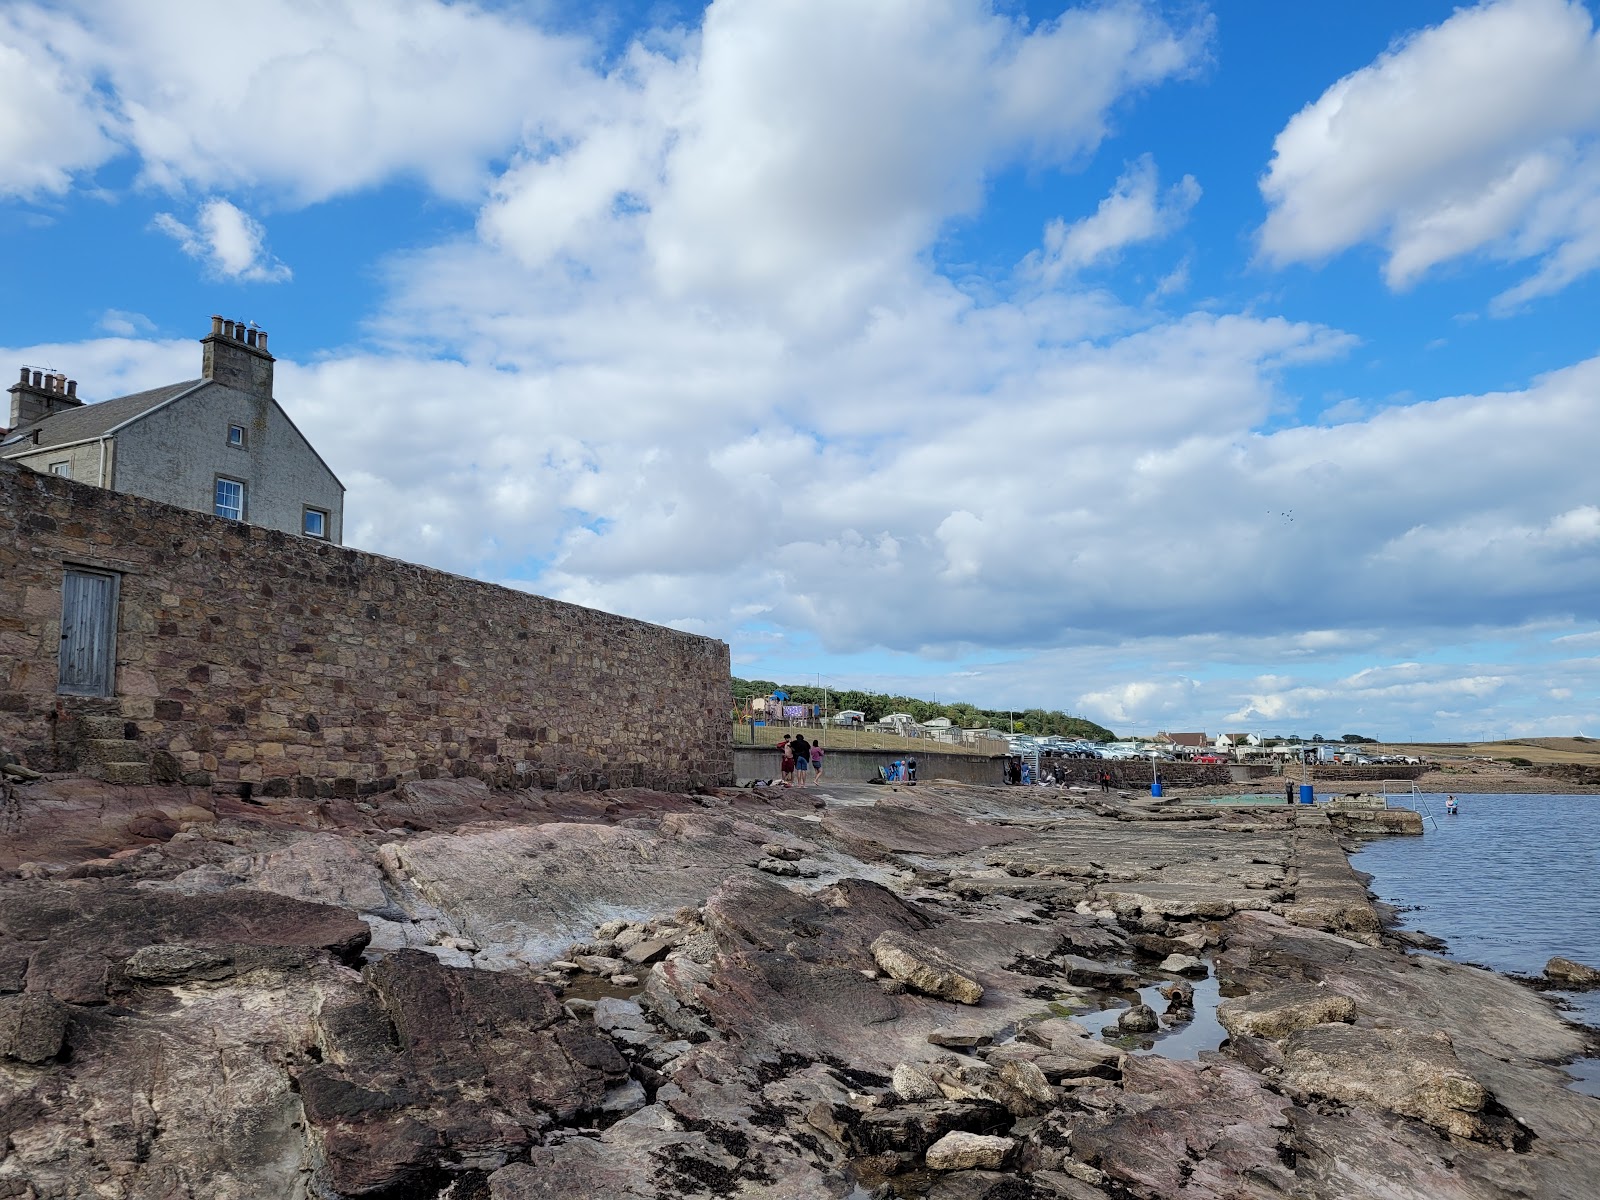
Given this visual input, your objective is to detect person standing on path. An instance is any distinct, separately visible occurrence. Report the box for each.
[810,740,824,781]
[779,736,795,786]
[791,734,811,788]
[906,755,917,785]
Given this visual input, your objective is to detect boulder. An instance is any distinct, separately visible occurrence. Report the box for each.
[0,993,69,1063]
[1060,955,1137,990]
[1217,984,1356,1040]
[893,1063,943,1101]
[871,931,984,1005]
[1545,956,1600,988]
[925,1131,1014,1171]
[1117,1004,1159,1034]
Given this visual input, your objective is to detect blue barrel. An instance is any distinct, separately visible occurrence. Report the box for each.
[1151,781,1164,798]
[1299,784,1315,805]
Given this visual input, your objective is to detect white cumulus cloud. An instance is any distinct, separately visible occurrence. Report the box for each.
[1258,0,1600,306]
[153,199,291,282]
[1029,154,1200,281]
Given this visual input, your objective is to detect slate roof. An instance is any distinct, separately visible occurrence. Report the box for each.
[1,380,204,453]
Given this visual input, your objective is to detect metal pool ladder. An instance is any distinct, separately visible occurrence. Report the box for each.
[1383,779,1438,829]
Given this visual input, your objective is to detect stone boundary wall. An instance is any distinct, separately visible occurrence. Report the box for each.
[1046,759,1235,788]
[0,461,732,793]
[1305,764,1428,782]
[733,746,1006,787]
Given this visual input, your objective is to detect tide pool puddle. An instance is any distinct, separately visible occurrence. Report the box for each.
[1073,970,1226,1060]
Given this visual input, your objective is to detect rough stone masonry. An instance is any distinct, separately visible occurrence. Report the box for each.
[0,459,732,794]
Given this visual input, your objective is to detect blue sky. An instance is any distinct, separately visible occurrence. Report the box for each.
[3,0,1598,740]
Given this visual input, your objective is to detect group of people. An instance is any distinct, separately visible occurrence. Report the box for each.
[1003,763,1119,790]
[776,734,824,787]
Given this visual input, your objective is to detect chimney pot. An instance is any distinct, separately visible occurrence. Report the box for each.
[223,320,236,340]
[66,380,77,398]
[258,331,268,352]
[17,367,28,384]
[211,314,224,337]
[246,328,257,348]
[31,370,42,388]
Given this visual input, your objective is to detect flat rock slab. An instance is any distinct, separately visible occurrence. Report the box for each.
[1280,1024,1492,1141]
[1098,882,1277,919]
[820,800,1029,856]
[1217,983,1356,1040]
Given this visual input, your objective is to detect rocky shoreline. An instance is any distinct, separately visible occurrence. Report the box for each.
[3,773,1599,1198]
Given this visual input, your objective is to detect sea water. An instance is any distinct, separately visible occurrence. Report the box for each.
[1351,792,1600,1094]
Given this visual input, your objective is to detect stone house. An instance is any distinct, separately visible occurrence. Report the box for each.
[1,317,343,542]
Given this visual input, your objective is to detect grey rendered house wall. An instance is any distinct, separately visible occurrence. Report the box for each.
[112,383,344,541]
[7,439,107,485]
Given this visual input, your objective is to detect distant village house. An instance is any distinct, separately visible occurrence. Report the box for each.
[2,317,343,543]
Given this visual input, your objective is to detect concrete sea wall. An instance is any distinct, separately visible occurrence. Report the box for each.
[0,461,732,793]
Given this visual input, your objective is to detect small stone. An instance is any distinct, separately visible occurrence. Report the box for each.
[762,843,805,861]
[611,973,639,987]
[927,1023,995,1048]
[622,937,677,966]
[892,1063,942,1101]
[996,1059,1055,1106]
[757,858,801,876]
[600,1079,648,1115]
[925,1131,1013,1171]
[1159,953,1207,977]
[1157,980,1194,1009]
[595,919,630,940]
[1117,1004,1159,1033]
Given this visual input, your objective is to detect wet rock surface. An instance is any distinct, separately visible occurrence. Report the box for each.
[0,774,1597,1197]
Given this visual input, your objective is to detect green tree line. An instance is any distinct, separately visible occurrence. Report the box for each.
[732,677,1116,741]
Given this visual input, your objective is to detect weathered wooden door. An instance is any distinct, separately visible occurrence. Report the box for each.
[58,569,119,697]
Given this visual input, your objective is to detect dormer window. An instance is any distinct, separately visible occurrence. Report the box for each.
[227,423,246,448]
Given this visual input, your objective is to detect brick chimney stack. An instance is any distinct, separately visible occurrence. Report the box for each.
[201,314,274,398]
[8,366,83,430]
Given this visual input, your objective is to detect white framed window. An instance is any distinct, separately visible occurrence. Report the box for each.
[303,507,328,539]
[227,423,246,448]
[214,477,244,521]
[49,460,71,478]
